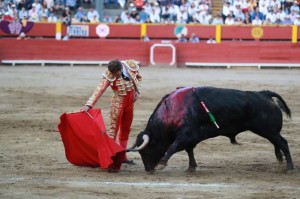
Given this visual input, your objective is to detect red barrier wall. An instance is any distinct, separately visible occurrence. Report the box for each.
[1,23,299,41]
[176,42,300,64]
[0,39,150,63]
[1,39,300,65]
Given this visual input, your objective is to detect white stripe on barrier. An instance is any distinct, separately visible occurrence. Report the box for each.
[1,60,140,67]
[185,62,300,69]
[1,60,110,66]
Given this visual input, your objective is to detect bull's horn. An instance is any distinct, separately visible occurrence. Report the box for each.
[135,134,150,151]
[126,140,138,152]
[126,134,149,152]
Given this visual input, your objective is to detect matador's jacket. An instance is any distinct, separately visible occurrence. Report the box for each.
[85,60,142,142]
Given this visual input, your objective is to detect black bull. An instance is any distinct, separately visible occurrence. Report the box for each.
[127,86,294,172]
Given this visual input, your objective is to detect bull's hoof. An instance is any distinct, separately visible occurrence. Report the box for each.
[286,169,296,174]
[148,169,155,175]
[185,167,196,172]
[275,152,283,163]
[155,163,167,170]
[234,142,242,145]
[277,159,284,164]
[231,141,242,145]
[286,166,296,174]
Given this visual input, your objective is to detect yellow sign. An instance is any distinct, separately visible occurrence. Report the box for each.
[251,27,264,39]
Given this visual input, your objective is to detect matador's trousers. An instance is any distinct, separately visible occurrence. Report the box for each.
[107,90,134,143]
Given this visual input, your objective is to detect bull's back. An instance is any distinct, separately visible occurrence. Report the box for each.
[153,86,282,131]
[195,87,283,132]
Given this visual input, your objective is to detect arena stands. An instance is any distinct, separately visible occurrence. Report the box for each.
[0,0,299,25]
[0,1,299,68]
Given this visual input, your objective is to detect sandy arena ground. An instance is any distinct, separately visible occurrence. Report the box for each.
[0,66,300,198]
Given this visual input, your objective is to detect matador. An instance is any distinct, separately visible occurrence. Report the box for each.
[81,59,142,164]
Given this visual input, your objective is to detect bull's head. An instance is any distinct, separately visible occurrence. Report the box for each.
[127,131,166,172]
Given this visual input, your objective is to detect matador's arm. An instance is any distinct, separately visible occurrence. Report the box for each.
[85,78,110,107]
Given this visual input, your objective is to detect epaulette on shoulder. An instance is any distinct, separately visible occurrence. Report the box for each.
[123,60,139,71]
[102,70,116,82]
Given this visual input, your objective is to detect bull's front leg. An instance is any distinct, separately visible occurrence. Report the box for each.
[155,143,179,170]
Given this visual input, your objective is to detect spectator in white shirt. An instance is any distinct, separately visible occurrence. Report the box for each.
[192,8,202,23]
[153,2,161,16]
[198,1,209,16]
[225,15,235,25]
[265,9,277,23]
[44,0,54,9]
[290,1,300,14]
[161,4,173,22]
[233,0,243,7]
[259,3,269,16]
[276,7,286,21]
[32,0,42,13]
[169,3,179,20]
[235,17,244,25]
[259,0,270,10]
[241,0,251,13]
[149,8,160,23]
[188,2,198,17]
[39,7,49,19]
[211,14,224,25]
[143,2,152,15]
[252,15,263,25]
[177,7,189,23]
[29,5,39,22]
[269,0,281,11]
[294,15,300,25]
[120,10,129,23]
[263,17,273,25]
[18,7,28,20]
[48,12,58,22]
[87,8,99,22]
[290,10,298,21]
[207,36,216,43]
[202,10,213,24]
[222,1,234,21]
[234,7,245,21]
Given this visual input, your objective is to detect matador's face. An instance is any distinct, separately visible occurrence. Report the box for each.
[112,70,122,78]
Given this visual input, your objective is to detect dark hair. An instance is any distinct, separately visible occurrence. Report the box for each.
[108,59,122,73]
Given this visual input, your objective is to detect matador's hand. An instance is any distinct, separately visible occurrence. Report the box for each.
[133,91,140,103]
[80,105,91,112]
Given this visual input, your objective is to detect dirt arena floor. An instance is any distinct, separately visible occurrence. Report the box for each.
[0,66,300,198]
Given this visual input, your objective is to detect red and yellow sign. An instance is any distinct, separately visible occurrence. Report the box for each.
[251,27,264,39]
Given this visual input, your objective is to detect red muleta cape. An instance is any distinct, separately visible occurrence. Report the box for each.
[57,109,125,170]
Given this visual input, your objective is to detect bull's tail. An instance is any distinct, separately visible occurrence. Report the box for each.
[259,90,291,118]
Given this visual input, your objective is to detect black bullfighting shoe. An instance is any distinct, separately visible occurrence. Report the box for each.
[123,159,136,165]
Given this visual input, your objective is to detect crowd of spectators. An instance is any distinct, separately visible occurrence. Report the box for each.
[221,0,300,25]
[101,0,213,24]
[115,0,300,25]
[0,0,299,25]
[0,0,96,24]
